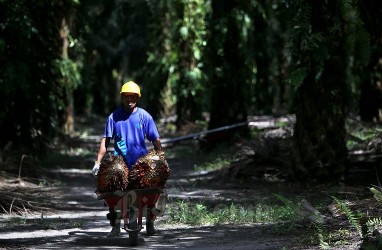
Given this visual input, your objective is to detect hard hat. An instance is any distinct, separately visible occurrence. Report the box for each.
[120,81,141,97]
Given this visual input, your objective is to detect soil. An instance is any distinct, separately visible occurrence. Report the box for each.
[0,117,380,250]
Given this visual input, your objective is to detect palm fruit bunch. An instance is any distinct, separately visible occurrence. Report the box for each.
[97,155,129,192]
[128,150,170,189]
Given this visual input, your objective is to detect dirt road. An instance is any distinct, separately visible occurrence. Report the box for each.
[0,138,311,250]
[0,122,364,250]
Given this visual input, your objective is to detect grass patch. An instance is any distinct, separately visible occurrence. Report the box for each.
[193,156,231,172]
[165,199,301,226]
[38,178,65,187]
[165,141,233,173]
[4,216,86,230]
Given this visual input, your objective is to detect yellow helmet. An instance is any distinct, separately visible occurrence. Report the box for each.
[120,81,141,97]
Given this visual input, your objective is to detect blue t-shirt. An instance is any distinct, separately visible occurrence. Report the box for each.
[103,107,160,168]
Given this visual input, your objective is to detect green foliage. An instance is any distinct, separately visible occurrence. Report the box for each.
[368,187,382,238]
[272,194,300,221]
[366,217,382,234]
[313,190,382,249]
[286,1,312,61]
[287,1,333,88]
[289,67,307,91]
[332,196,363,236]
[286,0,368,97]
[313,197,362,249]
[156,0,209,124]
[166,199,301,225]
[315,224,330,250]
[56,58,82,91]
[0,0,68,152]
[345,121,382,150]
[5,216,86,230]
[194,155,231,172]
[340,0,370,67]
[370,187,382,203]
[0,0,378,165]
[316,226,356,249]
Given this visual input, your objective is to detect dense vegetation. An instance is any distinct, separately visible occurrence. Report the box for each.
[1,0,381,182]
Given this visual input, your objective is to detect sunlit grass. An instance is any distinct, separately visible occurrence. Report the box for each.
[38,178,65,187]
[165,140,233,173]
[165,199,301,226]
[193,155,231,172]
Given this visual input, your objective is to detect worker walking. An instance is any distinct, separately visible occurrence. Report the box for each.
[92,81,162,237]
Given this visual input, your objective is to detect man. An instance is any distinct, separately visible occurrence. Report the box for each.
[92,81,162,237]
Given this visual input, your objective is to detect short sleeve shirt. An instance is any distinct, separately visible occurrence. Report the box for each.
[104,107,160,168]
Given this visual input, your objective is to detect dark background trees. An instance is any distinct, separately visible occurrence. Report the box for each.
[0,0,77,153]
[205,0,251,138]
[1,0,381,182]
[358,1,382,122]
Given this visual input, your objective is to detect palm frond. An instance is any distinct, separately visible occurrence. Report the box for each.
[370,187,382,204]
[332,196,363,237]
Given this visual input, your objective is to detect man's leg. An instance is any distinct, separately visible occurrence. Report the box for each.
[146,207,156,236]
[106,207,121,237]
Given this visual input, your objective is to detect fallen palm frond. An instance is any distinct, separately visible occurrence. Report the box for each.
[332,196,363,237]
[0,186,53,215]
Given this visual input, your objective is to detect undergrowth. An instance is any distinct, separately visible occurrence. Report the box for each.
[166,195,301,226]
[165,187,382,249]
[315,186,382,249]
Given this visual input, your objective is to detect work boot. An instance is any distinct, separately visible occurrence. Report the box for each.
[106,221,121,237]
[146,220,156,236]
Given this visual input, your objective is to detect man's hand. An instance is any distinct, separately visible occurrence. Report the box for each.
[92,161,100,176]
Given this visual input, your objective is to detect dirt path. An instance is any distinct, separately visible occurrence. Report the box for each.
[0,139,308,250]
[0,121,366,249]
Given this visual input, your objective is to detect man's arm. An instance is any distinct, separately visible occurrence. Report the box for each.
[152,138,162,151]
[96,137,111,163]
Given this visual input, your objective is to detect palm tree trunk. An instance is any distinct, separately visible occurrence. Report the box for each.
[291,1,349,181]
